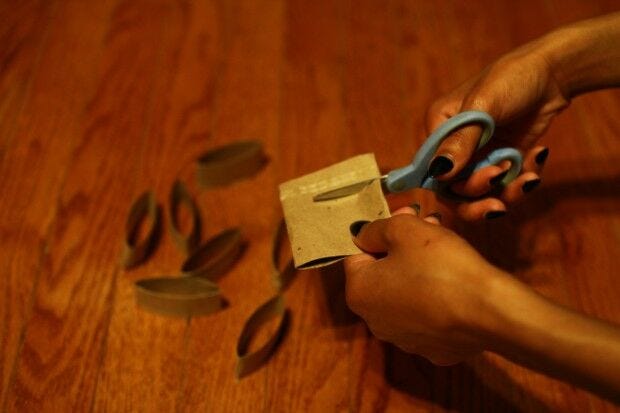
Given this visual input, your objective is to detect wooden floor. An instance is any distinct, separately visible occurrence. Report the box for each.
[1,0,620,411]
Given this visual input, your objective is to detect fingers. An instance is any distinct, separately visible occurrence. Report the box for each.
[345,207,423,273]
[456,197,506,221]
[453,170,542,220]
[450,146,548,220]
[425,90,491,181]
[391,206,417,216]
[349,217,397,254]
[424,213,442,225]
[350,214,441,255]
[495,146,547,205]
[523,146,549,173]
[427,124,483,180]
[449,165,506,198]
[397,203,442,225]
[500,171,541,203]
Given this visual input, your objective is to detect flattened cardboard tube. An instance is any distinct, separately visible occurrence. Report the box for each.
[197,140,267,188]
[121,191,161,269]
[235,295,289,379]
[279,154,390,269]
[271,219,296,292]
[181,227,243,280]
[135,276,223,317]
[169,180,201,254]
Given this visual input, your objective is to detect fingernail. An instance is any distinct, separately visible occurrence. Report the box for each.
[349,220,370,237]
[428,156,454,178]
[522,179,541,193]
[535,148,549,165]
[489,170,509,186]
[410,203,421,215]
[484,210,506,220]
[426,212,442,223]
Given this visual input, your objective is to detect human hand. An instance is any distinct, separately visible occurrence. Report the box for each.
[344,207,510,365]
[426,41,569,221]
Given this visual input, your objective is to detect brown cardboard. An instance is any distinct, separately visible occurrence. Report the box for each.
[279,154,390,269]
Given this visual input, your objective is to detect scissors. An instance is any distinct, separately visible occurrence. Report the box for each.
[313,110,523,202]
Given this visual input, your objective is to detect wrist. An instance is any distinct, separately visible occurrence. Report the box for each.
[534,13,620,97]
[471,271,551,356]
[536,26,596,98]
[457,267,524,348]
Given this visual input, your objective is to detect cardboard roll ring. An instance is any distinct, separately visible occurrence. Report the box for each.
[197,140,267,188]
[121,191,161,269]
[181,227,243,280]
[135,276,223,317]
[168,180,201,254]
[271,219,296,292]
[235,295,289,379]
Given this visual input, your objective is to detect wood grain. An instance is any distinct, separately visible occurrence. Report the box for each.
[0,0,55,402]
[0,1,619,412]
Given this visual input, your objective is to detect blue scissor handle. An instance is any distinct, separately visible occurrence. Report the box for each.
[384,110,522,195]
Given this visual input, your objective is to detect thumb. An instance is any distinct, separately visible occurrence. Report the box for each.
[426,97,494,180]
[427,123,484,180]
[349,218,392,254]
[350,214,424,255]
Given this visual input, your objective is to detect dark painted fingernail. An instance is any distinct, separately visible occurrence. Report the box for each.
[489,170,509,186]
[410,203,421,215]
[535,148,549,165]
[428,156,454,178]
[522,179,541,193]
[350,220,370,236]
[484,210,506,220]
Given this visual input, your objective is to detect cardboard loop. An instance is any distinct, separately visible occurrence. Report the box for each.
[271,219,296,292]
[181,227,243,280]
[197,140,267,188]
[135,276,223,317]
[169,180,201,254]
[235,295,289,379]
[121,191,161,269]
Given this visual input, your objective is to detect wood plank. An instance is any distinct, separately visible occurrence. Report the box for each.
[0,1,119,410]
[176,1,285,411]
[0,0,619,411]
[5,0,177,410]
[0,0,57,404]
[0,0,53,156]
[91,1,227,411]
[263,0,357,411]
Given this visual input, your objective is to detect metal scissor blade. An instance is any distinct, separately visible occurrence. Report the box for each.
[312,176,385,202]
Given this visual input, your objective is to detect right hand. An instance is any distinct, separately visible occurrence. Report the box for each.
[426,42,570,221]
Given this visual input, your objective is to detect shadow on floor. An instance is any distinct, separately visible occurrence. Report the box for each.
[383,344,552,413]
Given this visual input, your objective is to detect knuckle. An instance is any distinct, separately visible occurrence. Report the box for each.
[384,215,415,244]
[448,128,468,142]
[427,100,444,119]
[464,95,490,112]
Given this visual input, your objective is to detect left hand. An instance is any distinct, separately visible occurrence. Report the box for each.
[344,207,510,365]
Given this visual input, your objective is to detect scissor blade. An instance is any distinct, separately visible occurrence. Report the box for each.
[313,177,381,202]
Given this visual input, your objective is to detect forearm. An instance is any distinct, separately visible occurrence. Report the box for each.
[536,12,620,97]
[478,274,620,403]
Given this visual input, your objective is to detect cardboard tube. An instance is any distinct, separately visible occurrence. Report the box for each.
[121,191,161,269]
[135,276,223,317]
[197,140,267,188]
